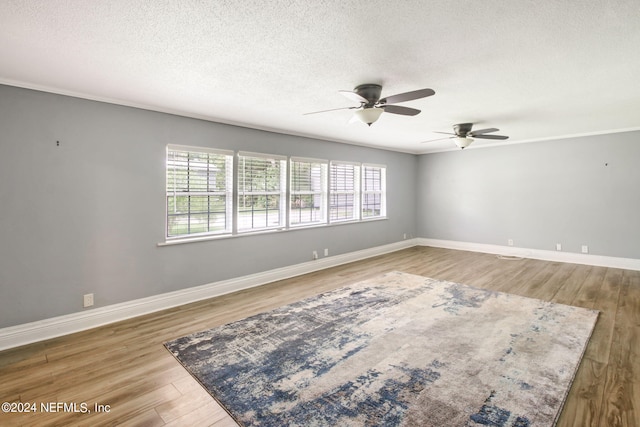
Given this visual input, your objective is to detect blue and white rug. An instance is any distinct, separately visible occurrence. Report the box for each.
[165,271,598,426]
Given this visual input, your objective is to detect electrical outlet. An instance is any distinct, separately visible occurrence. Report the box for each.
[508,239,514,246]
[556,243,562,251]
[581,245,589,254]
[403,233,407,240]
[83,293,94,308]
[312,251,318,260]
[324,248,329,256]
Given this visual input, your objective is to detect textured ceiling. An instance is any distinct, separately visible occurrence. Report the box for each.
[1,0,639,153]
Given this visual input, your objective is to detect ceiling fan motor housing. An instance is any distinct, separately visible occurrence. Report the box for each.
[454,123,473,136]
[354,84,382,106]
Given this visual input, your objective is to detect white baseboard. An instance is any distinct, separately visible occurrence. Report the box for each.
[418,238,640,271]
[0,239,417,351]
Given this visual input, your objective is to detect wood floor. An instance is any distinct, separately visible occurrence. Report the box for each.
[1,246,638,426]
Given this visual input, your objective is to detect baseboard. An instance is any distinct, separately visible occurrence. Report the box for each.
[418,238,640,271]
[0,239,417,351]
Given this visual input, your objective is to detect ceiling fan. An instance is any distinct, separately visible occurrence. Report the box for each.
[421,123,509,149]
[304,83,435,126]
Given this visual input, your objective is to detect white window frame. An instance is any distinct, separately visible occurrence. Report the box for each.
[361,163,387,219]
[287,157,329,227]
[166,145,234,239]
[329,161,361,223]
[162,146,388,245]
[236,151,287,233]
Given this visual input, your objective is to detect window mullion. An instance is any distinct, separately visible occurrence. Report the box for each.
[285,158,291,229]
[232,152,239,235]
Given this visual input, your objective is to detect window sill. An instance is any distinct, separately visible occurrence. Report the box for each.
[157,217,387,247]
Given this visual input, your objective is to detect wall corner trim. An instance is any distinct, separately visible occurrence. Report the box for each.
[418,238,640,271]
[0,239,417,351]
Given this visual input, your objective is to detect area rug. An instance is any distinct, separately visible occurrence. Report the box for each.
[165,271,598,426]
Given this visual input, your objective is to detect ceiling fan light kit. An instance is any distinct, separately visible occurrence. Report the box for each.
[454,137,474,149]
[354,107,384,126]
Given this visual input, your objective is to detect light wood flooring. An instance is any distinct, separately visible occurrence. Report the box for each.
[1,246,638,426]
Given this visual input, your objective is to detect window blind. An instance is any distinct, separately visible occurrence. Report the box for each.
[290,158,328,226]
[237,153,287,231]
[329,162,360,222]
[362,164,386,219]
[166,146,233,237]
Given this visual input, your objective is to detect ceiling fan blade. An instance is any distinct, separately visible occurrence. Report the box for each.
[338,90,368,104]
[433,131,456,135]
[379,88,435,105]
[473,134,509,140]
[303,106,357,115]
[468,127,499,136]
[420,136,453,143]
[382,105,421,116]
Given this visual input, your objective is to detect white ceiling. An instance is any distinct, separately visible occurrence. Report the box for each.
[1,1,639,154]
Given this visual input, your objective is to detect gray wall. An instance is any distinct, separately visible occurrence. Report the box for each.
[417,131,640,259]
[0,85,418,328]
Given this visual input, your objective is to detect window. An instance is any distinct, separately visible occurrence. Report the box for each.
[166,145,233,238]
[329,161,360,222]
[237,152,287,232]
[362,164,386,219]
[165,145,387,243]
[290,158,328,226]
